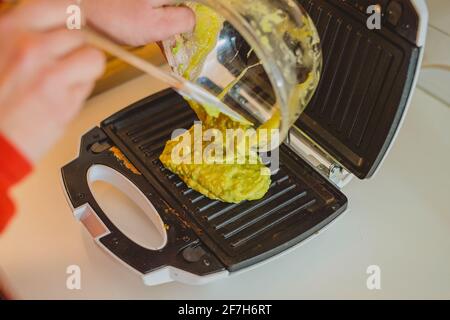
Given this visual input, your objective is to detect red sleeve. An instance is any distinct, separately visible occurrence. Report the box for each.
[0,134,32,233]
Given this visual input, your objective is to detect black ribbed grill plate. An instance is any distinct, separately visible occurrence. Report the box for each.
[296,0,420,178]
[101,89,347,271]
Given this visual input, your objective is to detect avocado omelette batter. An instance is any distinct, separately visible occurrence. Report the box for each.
[160,3,318,203]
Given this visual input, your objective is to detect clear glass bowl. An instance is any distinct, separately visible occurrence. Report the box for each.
[163,0,322,147]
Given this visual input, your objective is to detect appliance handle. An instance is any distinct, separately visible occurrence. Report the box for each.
[61,128,200,278]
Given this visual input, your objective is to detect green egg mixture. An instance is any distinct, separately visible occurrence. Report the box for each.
[159,115,272,203]
[160,4,272,203]
[159,2,320,203]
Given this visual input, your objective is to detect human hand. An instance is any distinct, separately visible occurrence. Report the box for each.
[0,0,193,164]
[83,0,195,46]
[0,0,105,164]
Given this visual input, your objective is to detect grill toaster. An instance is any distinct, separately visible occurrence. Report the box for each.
[61,0,428,285]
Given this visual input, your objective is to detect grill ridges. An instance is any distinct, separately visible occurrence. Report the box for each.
[230,198,317,248]
[214,185,298,230]
[296,0,416,178]
[102,85,348,270]
[112,99,336,256]
[222,191,308,239]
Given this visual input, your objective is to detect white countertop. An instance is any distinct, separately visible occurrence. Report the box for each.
[1,74,449,299]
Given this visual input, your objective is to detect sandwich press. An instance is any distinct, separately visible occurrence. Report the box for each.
[61,0,428,285]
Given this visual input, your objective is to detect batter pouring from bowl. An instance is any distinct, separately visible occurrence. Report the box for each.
[160,2,322,203]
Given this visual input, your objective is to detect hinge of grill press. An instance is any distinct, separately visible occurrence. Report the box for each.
[285,126,353,188]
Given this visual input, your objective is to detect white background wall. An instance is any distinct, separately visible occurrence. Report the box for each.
[418,0,450,105]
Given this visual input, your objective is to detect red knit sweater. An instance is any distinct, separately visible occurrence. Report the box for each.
[1,2,31,233]
[0,134,32,233]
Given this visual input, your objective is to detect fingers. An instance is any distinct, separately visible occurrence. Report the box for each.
[69,82,96,108]
[135,6,195,44]
[51,82,97,124]
[149,0,178,7]
[84,0,195,46]
[39,29,85,60]
[0,0,105,164]
[48,46,105,87]
[9,0,74,31]
[32,47,105,124]
[1,28,86,92]
[154,6,196,34]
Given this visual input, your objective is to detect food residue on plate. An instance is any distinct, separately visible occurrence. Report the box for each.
[110,146,141,175]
